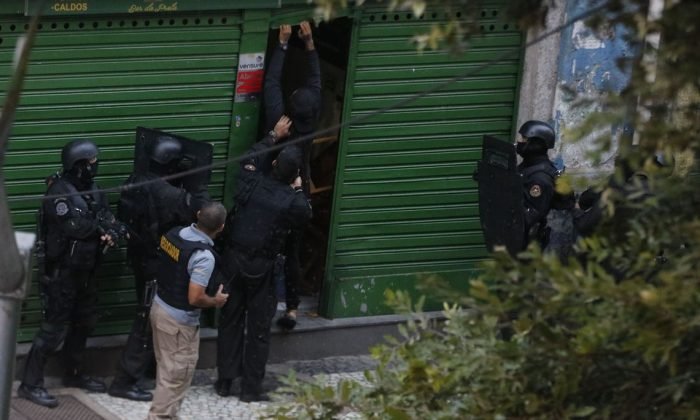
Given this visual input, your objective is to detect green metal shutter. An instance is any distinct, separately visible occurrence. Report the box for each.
[2,13,242,341]
[322,3,523,318]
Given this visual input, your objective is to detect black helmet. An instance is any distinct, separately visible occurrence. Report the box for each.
[150,136,183,165]
[61,139,99,171]
[518,120,555,149]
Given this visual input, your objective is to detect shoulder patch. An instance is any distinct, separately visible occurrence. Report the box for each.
[55,201,69,216]
[529,185,542,198]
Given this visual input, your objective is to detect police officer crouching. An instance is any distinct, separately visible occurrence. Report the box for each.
[215,116,312,401]
[19,140,126,408]
[516,120,559,248]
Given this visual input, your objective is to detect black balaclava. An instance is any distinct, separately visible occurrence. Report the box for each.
[289,87,317,135]
[516,138,548,160]
[65,159,98,190]
[150,159,181,177]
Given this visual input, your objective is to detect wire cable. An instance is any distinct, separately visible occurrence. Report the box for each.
[7,2,610,204]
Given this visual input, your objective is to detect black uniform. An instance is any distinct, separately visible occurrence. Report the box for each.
[22,174,113,388]
[263,40,321,186]
[216,136,311,398]
[262,38,321,317]
[111,174,203,392]
[518,155,557,247]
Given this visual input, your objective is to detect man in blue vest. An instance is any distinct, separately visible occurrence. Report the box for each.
[147,201,228,419]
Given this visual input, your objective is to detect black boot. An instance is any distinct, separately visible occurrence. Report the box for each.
[214,378,232,397]
[63,374,106,393]
[17,384,59,408]
[240,392,271,403]
[108,383,153,401]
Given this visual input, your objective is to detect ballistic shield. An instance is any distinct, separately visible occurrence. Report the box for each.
[477,135,525,255]
[133,126,213,193]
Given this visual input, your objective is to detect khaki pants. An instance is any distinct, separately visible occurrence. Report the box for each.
[147,301,199,420]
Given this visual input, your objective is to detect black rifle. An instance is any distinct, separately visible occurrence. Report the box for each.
[96,208,130,254]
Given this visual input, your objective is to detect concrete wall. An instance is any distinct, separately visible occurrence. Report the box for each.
[518,0,637,178]
[553,0,636,176]
[516,0,565,135]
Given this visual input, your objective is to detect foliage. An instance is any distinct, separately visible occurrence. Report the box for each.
[272,0,700,418]
[312,0,552,52]
[271,169,700,419]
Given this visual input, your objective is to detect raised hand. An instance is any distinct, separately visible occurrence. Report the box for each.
[279,24,292,45]
[274,115,292,141]
[298,21,314,50]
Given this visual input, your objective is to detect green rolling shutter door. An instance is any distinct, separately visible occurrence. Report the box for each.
[2,13,241,341]
[323,3,523,317]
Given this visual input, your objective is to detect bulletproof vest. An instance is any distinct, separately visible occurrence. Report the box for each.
[228,176,296,258]
[521,161,575,211]
[156,226,219,311]
[44,177,100,261]
[521,161,576,254]
[521,160,557,184]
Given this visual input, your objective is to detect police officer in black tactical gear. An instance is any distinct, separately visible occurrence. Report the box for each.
[516,120,561,248]
[19,140,124,408]
[109,135,209,402]
[215,116,312,402]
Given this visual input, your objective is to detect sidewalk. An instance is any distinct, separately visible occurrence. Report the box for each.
[10,355,376,420]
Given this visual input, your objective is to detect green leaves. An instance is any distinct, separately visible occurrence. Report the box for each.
[276,0,700,417]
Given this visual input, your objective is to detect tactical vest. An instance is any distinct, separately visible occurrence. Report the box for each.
[44,178,101,264]
[228,176,296,258]
[521,161,575,211]
[521,160,576,254]
[520,160,557,187]
[157,226,219,311]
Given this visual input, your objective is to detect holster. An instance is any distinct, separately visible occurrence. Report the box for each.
[38,266,62,320]
[143,279,157,308]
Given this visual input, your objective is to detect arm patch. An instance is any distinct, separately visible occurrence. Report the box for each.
[55,200,69,216]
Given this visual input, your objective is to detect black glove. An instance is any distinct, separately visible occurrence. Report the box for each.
[96,209,129,243]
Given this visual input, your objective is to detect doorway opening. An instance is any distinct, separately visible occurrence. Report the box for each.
[262,17,353,313]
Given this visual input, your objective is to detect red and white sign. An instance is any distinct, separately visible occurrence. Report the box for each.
[235,53,265,103]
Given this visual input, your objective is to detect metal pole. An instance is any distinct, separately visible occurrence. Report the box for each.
[0,232,35,420]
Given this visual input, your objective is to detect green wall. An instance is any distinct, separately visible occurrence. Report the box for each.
[322,1,523,317]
